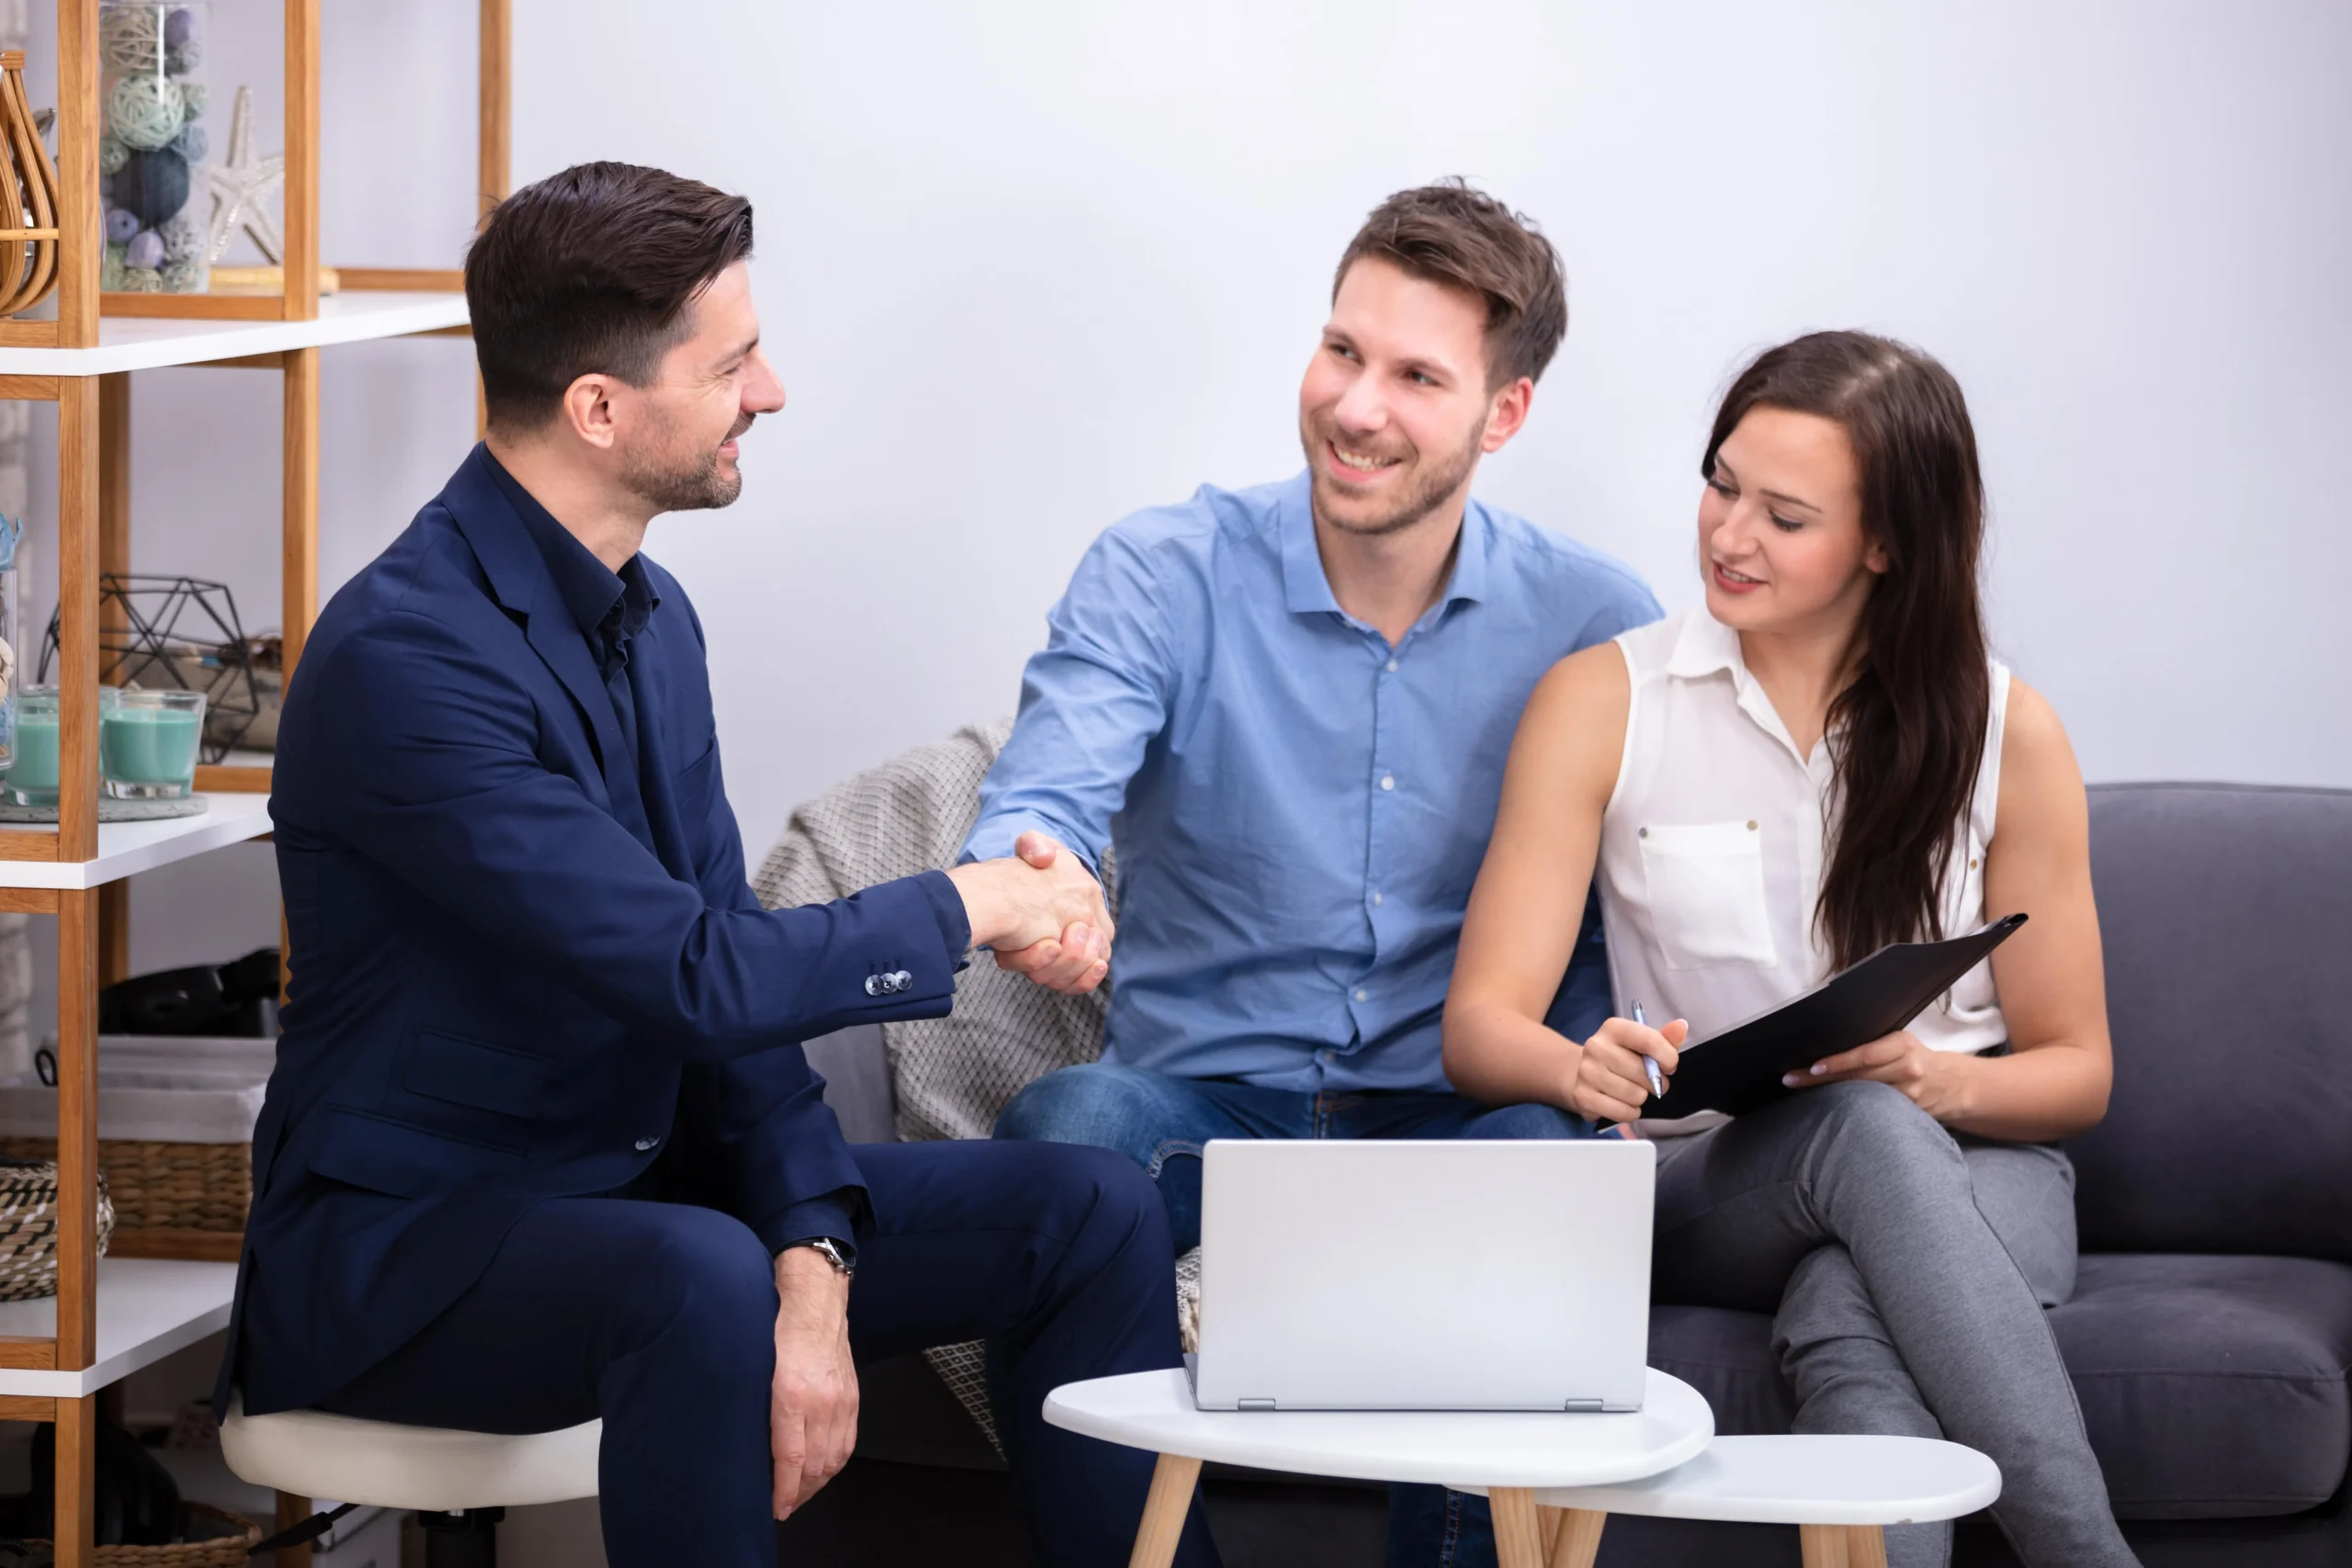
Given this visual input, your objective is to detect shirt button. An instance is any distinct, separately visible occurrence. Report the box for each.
[1379,775,1396,791]
[1385,659,1398,673]
[1371,890,1384,907]
[1353,987,1369,1002]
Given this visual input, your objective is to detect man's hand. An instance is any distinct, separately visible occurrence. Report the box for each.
[771,1246,857,1521]
[944,831,1114,994]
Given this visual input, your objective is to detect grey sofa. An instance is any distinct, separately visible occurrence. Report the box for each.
[786,782,2352,1567]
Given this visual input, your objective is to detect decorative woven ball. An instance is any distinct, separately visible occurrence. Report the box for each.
[98,5,163,73]
[161,256,205,294]
[110,147,189,225]
[101,243,128,290]
[158,209,202,263]
[164,39,202,73]
[120,265,163,293]
[106,72,186,152]
[98,135,130,175]
[125,229,164,271]
[104,206,139,243]
[164,5,201,48]
[179,80,209,119]
[167,120,206,162]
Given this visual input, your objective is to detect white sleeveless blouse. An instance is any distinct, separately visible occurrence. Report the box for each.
[1595,610,2009,1129]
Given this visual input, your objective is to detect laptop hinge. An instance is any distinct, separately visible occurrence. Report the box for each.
[1238,1398,1276,1413]
[1564,1398,1605,1412]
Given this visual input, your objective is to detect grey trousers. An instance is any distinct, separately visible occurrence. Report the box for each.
[1652,1080,2140,1568]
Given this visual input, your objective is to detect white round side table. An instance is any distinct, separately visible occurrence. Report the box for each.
[1459,1433,2002,1568]
[1044,1367,1714,1568]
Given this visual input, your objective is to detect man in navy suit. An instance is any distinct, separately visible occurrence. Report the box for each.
[221,163,1219,1568]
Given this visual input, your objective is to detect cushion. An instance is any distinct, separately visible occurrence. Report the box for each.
[2070,784,2352,1260]
[2052,1253,2352,1518]
[1645,1255,2352,1520]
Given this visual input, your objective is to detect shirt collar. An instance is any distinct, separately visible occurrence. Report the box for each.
[1664,608,1815,765]
[1275,469,1490,620]
[481,449,660,654]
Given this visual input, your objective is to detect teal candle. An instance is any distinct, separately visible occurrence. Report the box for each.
[7,708,57,798]
[101,707,201,789]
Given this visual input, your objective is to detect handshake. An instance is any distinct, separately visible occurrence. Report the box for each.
[944,831,1114,995]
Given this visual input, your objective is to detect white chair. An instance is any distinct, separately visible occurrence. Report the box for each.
[1461,1432,2001,1568]
[220,1394,600,1566]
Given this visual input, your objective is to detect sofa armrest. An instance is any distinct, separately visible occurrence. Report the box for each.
[804,1023,897,1144]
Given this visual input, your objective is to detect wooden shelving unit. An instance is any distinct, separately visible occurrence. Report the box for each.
[0,2,512,1562]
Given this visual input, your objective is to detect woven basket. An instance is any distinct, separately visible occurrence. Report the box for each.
[0,1139,243,1235]
[0,1158,112,1302]
[28,1500,264,1564]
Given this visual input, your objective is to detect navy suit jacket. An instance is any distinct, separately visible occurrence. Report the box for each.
[224,446,966,1415]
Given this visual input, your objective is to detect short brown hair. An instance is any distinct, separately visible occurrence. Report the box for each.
[466,162,755,431]
[1333,179,1567,389]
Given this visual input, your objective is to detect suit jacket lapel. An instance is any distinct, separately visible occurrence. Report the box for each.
[442,446,632,795]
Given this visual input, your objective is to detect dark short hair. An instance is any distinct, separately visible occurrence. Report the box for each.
[1332,179,1567,389]
[466,162,755,431]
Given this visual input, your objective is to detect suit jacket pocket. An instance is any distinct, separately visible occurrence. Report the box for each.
[304,1107,526,1198]
[400,1029,551,1120]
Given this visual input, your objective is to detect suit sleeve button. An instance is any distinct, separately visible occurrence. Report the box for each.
[864,976,883,997]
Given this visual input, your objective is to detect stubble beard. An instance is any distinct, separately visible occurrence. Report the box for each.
[1300,412,1485,539]
[622,412,752,514]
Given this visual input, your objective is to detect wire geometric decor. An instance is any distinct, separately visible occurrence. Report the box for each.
[37,574,263,764]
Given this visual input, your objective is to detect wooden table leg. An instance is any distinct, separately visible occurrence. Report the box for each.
[1490,1487,1549,1568]
[1799,1522,1850,1568]
[1548,1506,1607,1568]
[1126,1452,1202,1568]
[1843,1524,1889,1568]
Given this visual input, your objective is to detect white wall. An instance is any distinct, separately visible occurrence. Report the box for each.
[31,0,2352,988]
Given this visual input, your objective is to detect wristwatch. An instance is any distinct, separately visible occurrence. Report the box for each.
[785,1235,856,1280]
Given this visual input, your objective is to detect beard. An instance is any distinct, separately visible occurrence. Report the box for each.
[1299,410,1485,539]
[621,412,753,513]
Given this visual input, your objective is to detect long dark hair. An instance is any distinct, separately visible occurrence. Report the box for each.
[1701,332,1989,970]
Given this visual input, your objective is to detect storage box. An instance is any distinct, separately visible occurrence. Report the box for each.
[0,1035,269,1261]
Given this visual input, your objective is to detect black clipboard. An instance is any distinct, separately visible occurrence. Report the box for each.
[1658,913,2028,1118]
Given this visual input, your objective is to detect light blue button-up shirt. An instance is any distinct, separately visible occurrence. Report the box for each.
[964,472,1660,1093]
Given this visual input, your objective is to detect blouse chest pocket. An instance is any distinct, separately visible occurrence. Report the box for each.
[1636,819,1778,971]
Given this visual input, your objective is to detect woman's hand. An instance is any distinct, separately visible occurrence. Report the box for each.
[1786,1030,1974,1121]
[1569,1015,1689,1123]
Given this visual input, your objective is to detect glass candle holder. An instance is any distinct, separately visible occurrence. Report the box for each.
[98,1,212,295]
[101,687,204,799]
[6,686,62,807]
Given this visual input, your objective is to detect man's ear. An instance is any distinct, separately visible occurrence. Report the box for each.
[1480,376,1535,454]
[560,372,623,451]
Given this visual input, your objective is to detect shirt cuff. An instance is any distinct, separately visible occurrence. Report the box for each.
[915,868,973,969]
[761,1189,868,1260]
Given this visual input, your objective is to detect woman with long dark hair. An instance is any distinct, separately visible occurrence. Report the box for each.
[1443,331,2138,1567]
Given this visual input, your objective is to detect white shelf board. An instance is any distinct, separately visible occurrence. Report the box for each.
[0,1257,235,1398]
[0,290,469,377]
[0,790,271,889]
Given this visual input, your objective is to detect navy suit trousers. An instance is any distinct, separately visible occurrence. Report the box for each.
[312,1138,1219,1568]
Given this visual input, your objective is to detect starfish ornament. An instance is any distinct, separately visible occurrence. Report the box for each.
[203,85,283,266]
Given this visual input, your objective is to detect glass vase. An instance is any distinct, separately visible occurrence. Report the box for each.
[97,0,212,295]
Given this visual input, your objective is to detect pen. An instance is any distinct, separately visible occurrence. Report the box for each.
[1632,1001,1666,1103]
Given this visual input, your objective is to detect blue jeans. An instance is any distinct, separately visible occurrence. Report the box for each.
[994,1061,1598,1568]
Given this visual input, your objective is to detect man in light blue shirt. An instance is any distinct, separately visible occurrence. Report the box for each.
[970,183,1659,1566]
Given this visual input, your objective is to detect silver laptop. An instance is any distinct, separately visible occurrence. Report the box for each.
[1189,1138,1655,1412]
